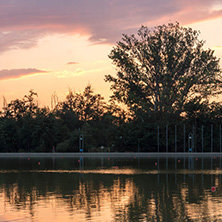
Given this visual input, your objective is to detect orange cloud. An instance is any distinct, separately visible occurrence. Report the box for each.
[0,68,48,80]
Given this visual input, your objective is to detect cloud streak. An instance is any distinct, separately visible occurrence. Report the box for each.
[67,62,79,65]
[0,68,48,80]
[0,0,221,52]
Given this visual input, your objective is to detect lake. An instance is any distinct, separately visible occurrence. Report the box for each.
[0,156,222,221]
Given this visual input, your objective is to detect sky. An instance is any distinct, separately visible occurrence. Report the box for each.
[0,0,222,108]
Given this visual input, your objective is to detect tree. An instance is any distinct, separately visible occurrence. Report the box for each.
[31,108,69,152]
[105,22,222,118]
[0,118,18,152]
[2,90,38,120]
[58,84,105,121]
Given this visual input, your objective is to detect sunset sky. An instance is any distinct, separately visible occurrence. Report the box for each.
[0,0,222,108]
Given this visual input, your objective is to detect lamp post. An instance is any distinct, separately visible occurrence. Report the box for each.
[79,134,84,152]
[188,133,192,152]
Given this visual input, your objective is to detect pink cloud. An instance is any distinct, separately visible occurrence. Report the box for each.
[0,0,221,52]
[67,62,79,65]
[0,30,45,52]
[0,68,48,80]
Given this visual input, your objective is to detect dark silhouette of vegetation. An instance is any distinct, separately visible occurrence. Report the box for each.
[105,22,222,119]
[0,22,222,152]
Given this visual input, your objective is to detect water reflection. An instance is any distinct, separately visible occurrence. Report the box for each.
[0,157,222,221]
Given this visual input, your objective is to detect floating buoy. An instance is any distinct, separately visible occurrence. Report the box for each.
[211,186,216,192]
[38,162,40,165]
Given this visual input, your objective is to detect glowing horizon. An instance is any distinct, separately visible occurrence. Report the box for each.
[0,0,222,108]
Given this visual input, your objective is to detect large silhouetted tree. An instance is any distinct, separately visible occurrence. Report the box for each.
[105,22,222,118]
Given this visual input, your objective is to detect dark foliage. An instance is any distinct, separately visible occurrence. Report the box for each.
[0,23,222,152]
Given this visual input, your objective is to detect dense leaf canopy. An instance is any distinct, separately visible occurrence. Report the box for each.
[105,23,222,117]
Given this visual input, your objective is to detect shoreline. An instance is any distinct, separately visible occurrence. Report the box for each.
[0,152,221,158]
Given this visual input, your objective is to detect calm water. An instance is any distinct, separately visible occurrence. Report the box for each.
[0,156,222,221]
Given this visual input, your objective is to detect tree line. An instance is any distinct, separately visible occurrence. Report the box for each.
[0,22,222,152]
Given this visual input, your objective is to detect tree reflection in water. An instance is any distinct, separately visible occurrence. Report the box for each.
[0,157,222,221]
